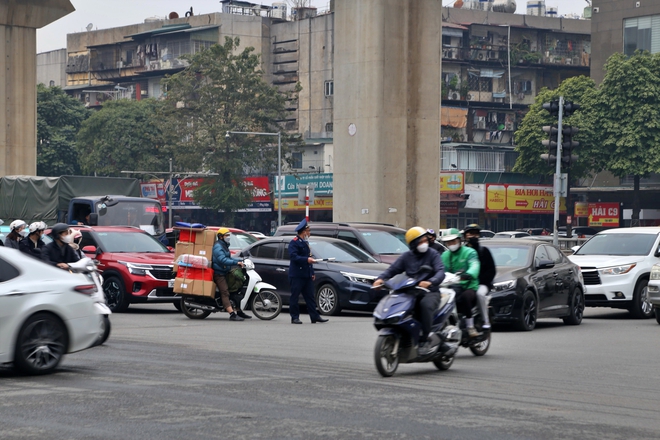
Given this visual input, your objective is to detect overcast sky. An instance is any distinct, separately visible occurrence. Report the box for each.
[37,0,593,53]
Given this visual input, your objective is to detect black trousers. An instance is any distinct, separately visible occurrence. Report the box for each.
[417,291,440,340]
[289,277,321,321]
[455,287,477,318]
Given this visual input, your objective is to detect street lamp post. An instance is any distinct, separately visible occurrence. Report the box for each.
[226,130,283,227]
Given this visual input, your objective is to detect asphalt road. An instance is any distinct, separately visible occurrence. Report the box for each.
[1,305,660,440]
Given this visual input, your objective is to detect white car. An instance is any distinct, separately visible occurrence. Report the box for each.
[568,227,660,319]
[248,231,268,239]
[0,248,104,374]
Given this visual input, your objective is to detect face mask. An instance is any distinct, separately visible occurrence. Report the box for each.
[61,234,73,244]
[468,237,479,248]
[223,236,231,244]
[448,243,461,252]
[19,229,29,238]
[416,243,429,253]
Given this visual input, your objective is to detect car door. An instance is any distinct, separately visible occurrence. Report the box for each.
[530,245,557,313]
[246,242,288,300]
[545,245,572,310]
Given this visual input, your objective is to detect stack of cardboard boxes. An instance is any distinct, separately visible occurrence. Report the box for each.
[173,227,217,297]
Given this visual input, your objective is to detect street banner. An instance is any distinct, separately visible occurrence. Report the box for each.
[279,173,333,196]
[588,203,619,227]
[140,181,167,206]
[486,184,566,214]
[440,172,465,193]
[167,177,273,212]
[575,201,589,217]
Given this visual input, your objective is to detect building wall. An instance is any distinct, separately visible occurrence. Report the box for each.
[591,0,660,84]
[37,48,67,87]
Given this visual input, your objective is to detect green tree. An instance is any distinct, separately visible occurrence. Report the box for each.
[160,37,298,219]
[76,99,169,176]
[593,51,660,225]
[37,84,90,176]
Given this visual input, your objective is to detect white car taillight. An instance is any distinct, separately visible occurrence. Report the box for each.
[74,284,97,295]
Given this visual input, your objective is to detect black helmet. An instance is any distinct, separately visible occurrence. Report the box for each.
[50,223,70,236]
[464,223,482,235]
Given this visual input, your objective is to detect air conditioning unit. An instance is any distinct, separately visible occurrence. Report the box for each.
[443,49,452,59]
[477,51,488,61]
[467,93,477,102]
[477,117,486,129]
[449,92,460,100]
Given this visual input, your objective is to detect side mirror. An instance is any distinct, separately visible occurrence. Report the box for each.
[82,245,97,254]
[536,259,555,270]
[88,213,98,226]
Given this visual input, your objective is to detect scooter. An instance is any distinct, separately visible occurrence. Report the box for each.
[180,258,282,320]
[69,257,112,345]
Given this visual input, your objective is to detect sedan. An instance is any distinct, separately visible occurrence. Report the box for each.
[0,248,104,374]
[241,237,390,315]
[494,231,531,239]
[483,239,585,331]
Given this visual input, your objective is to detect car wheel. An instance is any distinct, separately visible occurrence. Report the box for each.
[515,290,537,331]
[316,284,341,316]
[562,287,584,325]
[629,279,653,319]
[14,313,68,375]
[655,307,660,325]
[97,315,111,345]
[103,275,129,313]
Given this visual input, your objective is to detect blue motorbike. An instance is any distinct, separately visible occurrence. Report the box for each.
[373,271,491,377]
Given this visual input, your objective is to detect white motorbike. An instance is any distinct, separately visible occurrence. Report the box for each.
[180,258,282,320]
[69,257,112,345]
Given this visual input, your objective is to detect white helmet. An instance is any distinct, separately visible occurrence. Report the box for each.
[29,221,47,234]
[10,220,26,231]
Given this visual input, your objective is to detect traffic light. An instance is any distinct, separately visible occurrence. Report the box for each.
[542,100,560,116]
[562,101,581,116]
[540,125,558,165]
[561,126,579,165]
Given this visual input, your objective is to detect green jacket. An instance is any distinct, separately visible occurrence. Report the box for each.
[441,245,480,291]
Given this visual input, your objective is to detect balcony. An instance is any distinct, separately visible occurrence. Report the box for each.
[442,148,518,173]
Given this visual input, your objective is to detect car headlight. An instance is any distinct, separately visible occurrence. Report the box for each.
[492,279,517,292]
[119,261,152,276]
[599,264,636,276]
[650,265,660,280]
[341,271,378,284]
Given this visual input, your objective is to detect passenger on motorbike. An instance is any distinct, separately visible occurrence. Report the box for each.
[5,220,28,250]
[463,224,496,329]
[426,229,445,254]
[373,226,445,352]
[19,221,47,259]
[42,223,81,269]
[440,228,480,338]
[69,229,85,259]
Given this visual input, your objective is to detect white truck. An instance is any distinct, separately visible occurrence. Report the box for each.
[568,227,660,319]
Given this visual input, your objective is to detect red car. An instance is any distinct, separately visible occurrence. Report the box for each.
[73,226,177,312]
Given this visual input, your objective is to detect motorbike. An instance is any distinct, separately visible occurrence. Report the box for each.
[69,257,112,346]
[180,258,282,320]
[372,270,490,377]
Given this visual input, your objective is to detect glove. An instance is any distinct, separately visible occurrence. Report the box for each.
[459,273,472,281]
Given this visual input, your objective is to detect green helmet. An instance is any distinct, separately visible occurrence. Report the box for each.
[440,228,461,242]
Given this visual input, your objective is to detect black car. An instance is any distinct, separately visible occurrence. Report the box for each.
[482,239,585,331]
[240,236,390,315]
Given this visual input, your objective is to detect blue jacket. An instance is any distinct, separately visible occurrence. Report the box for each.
[288,236,314,278]
[378,248,445,288]
[212,240,241,275]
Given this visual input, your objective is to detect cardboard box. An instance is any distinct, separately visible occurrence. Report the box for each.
[174,242,195,260]
[194,243,214,258]
[173,227,205,243]
[173,278,195,295]
[195,229,217,246]
[194,280,216,298]
[177,266,214,282]
[174,241,215,272]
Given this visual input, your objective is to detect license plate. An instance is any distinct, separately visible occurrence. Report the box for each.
[168,280,174,288]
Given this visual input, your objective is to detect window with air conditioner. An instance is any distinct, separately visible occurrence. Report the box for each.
[324,80,334,97]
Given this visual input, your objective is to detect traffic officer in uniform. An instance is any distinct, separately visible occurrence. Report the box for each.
[288,219,328,324]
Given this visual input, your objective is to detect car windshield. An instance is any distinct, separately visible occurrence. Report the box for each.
[309,240,378,263]
[94,231,169,253]
[574,233,657,256]
[483,244,531,267]
[230,232,257,250]
[359,230,408,254]
[96,201,165,235]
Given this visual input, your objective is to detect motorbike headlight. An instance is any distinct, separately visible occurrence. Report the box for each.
[120,261,152,276]
[492,279,516,292]
[599,264,636,276]
[341,271,377,284]
[651,265,660,280]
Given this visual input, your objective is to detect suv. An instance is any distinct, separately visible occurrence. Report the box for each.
[75,226,177,313]
[274,222,412,264]
[568,227,660,318]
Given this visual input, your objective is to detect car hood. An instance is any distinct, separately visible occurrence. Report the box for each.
[567,254,647,268]
[101,252,175,265]
[493,266,529,283]
[324,261,390,276]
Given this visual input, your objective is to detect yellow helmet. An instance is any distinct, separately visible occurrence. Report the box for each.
[216,227,231,236]
[405,226,427,248]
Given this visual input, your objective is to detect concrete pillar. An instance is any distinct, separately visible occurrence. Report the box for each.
[333,0,442,230]
[0,0,74,177]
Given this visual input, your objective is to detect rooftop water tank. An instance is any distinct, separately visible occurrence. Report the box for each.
[546,6,558,17]
[271,2,287,20]
[493,0,516,13]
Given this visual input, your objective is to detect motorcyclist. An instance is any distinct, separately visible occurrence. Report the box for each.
[42,223,80,269]
[373,226,445,354]
[212,227,249,321]
[19,221,47,259]
[426,229,445,254]
[440,228,480,338]
[5,220,28,250]
[463,224,496,329]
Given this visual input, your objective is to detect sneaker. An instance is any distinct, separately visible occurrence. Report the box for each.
[467,326,479,338]
[229,313,244,322]
[236,310,252,319]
